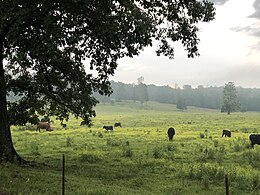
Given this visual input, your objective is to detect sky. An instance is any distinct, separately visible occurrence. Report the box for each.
[111,0,260,88]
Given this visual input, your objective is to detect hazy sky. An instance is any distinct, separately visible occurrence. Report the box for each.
[112,0,260,88]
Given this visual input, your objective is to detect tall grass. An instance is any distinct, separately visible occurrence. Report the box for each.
[1,101,260,194]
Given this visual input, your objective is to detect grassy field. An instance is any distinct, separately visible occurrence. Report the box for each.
[1,101,260,195]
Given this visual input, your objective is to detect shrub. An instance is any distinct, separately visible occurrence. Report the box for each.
[200,133,205,139]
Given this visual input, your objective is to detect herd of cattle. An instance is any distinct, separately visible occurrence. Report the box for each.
[35,118,122,132]
[167,127,260,148]
[35,118,260,149]
[220,129,260,148]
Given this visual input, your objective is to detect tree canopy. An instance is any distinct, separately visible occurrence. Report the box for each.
[0,0,215,163]
[221,82,240,114]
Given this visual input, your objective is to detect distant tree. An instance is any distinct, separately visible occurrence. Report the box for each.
[135,77,148,103]
[114,82,128,102]
[137,76,144,85]
[0,1,215,163]
[221,82,240,114]
[183,85,193,106]
[176,97,187,110]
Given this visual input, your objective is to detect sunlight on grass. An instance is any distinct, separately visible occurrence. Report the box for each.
[2,101,260,194]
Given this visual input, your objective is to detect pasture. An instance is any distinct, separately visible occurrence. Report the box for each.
[1,101,260,194]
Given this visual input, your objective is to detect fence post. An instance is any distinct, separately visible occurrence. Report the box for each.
[225,174,229,195]
[62,154,65,195]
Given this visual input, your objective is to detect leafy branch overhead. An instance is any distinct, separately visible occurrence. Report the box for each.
[1,0,215,125]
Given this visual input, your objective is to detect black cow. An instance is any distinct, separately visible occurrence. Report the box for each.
[62,124,67,129]
[222,129,231,137]
[249,134,260,148]
[114,122,122,127]
[103,126,113,131]
[167,127,175,141]
[41,117,50,123]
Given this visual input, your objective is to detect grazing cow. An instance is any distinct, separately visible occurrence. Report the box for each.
[167,127,175,141]
[103,126,113,131]
[114,122,122,127]
[36,122,52,132]
[41,117,50,123]
[62,124,67,129]
[249,134,260,148]
[222,129,231,137]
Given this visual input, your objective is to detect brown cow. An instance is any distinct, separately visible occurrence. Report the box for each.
[36,122,52,132]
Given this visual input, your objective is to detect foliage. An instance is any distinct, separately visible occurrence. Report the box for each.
[134,83,149,104]
[221,82,240,114]
[1,0,215,126]
[176,96,187,110]
[94,81,260,112]
[0,0,215,162]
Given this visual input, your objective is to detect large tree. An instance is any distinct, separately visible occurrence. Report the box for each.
[0,0,215,163]
[221,82,240,114]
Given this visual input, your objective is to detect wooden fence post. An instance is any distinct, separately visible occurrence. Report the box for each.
[62,154,65,195]
[225,174,229,195]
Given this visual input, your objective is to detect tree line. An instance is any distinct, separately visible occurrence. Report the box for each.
[93,80,260,112]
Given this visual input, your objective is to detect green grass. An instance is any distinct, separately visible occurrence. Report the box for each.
[1,101,260,194]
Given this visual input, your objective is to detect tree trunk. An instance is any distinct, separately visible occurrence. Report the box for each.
[0,37,25,164]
